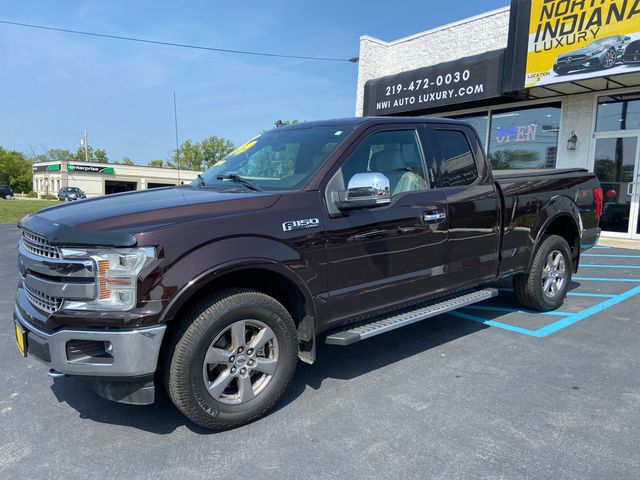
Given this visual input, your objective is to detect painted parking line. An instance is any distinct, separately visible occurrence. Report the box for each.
[582,254,640,258]
[452,264,640,337]
[461,305,571,316]
[592,246,610,249]
[574,276,640,282]
[450,284,640,337]
[496,287,617,298]
[580,264,640,269]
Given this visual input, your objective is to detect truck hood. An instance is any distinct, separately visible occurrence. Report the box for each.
[20,186,280,246]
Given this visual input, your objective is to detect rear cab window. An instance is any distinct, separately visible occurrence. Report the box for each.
[432,129,478,187]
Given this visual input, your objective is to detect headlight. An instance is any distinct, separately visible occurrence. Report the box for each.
[61,246,156,311]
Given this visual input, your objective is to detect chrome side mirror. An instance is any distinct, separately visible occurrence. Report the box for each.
[339,172,390,209]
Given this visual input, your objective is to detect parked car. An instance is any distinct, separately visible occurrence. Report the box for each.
[0,185,14,199]
[553,35,631,75]
[13,117,601,430]
[623,39,640,64]
[57,187,86,201]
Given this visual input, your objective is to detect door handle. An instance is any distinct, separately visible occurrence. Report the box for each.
[422,210,446,224]
[627,182,636,196]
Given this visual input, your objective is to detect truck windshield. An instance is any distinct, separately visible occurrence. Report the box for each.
[197,126,354,191]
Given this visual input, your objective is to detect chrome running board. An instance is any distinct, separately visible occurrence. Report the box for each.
[325,288,499,346]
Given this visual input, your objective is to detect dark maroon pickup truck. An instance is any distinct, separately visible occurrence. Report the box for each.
[13,117,601,429]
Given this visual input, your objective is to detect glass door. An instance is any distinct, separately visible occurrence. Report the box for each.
[592,135,640,238]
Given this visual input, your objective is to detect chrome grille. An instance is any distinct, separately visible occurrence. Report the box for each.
[24,283,63,314]
[22,231,60,259]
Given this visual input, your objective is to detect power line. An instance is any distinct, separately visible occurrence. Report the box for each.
[0,19,359,63]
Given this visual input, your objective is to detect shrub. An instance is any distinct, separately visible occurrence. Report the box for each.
[26,191,38,198]
[40,194,58,200]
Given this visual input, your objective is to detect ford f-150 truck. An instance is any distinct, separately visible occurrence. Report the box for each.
[13,117,601,430]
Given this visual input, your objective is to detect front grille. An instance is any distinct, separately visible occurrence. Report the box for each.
[24,283,63,314]
[22,231,60,259]
[559,55,587,64]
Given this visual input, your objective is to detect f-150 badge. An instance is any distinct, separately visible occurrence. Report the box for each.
[282,218,320,232]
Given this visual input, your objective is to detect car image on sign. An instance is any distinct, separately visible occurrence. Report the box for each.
[553,35,631,75]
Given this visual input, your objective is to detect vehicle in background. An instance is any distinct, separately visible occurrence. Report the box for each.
[13,117,601,430]
[623,39,640,65]
[57,187,87,202]
[1,185,14,199]
[553,35,631,75]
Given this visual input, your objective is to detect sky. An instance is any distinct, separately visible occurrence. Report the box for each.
[0,0,509,165]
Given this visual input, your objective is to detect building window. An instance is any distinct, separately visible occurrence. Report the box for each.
[596,93,640,132]
[488,104,561,170]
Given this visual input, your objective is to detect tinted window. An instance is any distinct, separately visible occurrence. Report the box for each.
[435,130,477,186]
[597,93,640,132]
[338,130,429,197]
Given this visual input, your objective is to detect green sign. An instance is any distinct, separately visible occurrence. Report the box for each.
[67,164,115,175]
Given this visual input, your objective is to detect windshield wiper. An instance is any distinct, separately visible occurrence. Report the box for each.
[215,174,262,191]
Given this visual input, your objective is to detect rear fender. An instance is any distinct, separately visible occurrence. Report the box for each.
[527,195,581,273]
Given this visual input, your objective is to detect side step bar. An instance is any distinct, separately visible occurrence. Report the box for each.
[325,288,499,346]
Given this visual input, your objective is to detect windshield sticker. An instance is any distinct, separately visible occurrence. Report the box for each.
[334,130,343,136]
[230,139,258,156]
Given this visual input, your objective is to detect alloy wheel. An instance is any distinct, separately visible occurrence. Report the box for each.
[202,319,279,405]
[541,250,566,298]
[603,49,617,68]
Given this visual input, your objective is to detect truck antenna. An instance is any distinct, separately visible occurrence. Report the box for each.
[173,91,181,185]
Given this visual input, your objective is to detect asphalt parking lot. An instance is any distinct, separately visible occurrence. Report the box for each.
[1,223,639,479]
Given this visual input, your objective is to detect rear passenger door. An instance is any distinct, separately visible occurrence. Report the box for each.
[430,125,500,290]
[323,125,449,328]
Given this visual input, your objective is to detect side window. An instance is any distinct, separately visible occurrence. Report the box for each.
[434,129,478,187]
[338,130,429,198]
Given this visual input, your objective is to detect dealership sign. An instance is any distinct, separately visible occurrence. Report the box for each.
[363,50,504,115]
[523,0,640,88]
[32,163,61,173]
[67,164,115,175]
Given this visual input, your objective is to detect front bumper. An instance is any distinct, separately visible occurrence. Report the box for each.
[13,302,166,378]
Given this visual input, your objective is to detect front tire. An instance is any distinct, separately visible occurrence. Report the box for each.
[513,235,572,311]
[602,48,617,69]
[162,288,298,430]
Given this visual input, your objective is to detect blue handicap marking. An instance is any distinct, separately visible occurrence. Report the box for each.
[449,277,640,337]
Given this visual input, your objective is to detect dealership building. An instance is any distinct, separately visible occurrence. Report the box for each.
[356,0,640,240]
[32,161,200,197]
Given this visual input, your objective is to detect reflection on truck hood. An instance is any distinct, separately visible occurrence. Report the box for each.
[25,186,280,238]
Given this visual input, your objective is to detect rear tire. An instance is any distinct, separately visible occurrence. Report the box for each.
[513,235,572,312]
[162,288,298,430]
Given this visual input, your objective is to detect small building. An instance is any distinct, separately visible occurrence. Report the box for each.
[356,0,640,240]
[32,161,200,197]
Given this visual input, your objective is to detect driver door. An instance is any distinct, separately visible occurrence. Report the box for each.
[323,125,449,329]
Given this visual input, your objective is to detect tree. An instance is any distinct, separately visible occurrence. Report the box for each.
[46,148,73,162]
[95,149,109,163]
[200,136,235,168]
[0,147,32,193]
[148,159,164,168]
[167,136,234,171]
[168,139,203,170]
[121,157,134,166]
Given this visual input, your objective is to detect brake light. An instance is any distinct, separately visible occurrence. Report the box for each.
[593,187,603,218]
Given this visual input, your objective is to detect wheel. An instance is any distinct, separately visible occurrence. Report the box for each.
[162,288,298,430]
[513,235,572,311]
[4,194,11,200]
[603,48,617,69]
